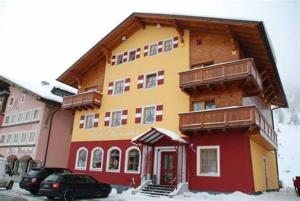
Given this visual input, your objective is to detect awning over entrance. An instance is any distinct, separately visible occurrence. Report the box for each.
[132,127,187,145]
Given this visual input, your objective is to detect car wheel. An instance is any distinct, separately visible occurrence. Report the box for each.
[30,190,39,195]
[46,196,55,200]
[64,190,75,201]
[6,181,14,190]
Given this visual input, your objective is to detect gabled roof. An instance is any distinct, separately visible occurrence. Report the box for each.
[57,12,288,107]
[0,74,77,104]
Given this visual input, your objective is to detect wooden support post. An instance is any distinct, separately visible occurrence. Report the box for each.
[172,19,184,43]
[100,45,111,64]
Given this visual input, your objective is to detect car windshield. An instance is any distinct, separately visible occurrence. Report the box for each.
[27,169,41,177]
[44,174,60,182]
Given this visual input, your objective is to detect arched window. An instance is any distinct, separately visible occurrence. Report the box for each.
[90,147,104,171]
[125,147,140,174]
[75,147,88,170]
[106,147,121,172]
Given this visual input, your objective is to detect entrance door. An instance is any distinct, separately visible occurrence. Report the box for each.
[160,152,176,185]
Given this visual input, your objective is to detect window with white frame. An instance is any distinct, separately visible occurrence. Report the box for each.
[197,146,220,177]
[116,54,123,65]
[18,112,25,123]
[6,134,12,144]
[25,111,33,121]
[125,147,140,173]
[11,114,17,124]
[164,39,173,52]
[21,132,27,143]
[114,80,125,95]
[90,147,103,171]
[85,114,94,129]
[111,111,122,127]
[21,95,25,103]
[33,109,39,120]
[13,133,19,144]
[28,131,35,143]
[75,147,88,170]
[128,50,136,62]
[145,73,157,88]
[143,106,155,124]
[0,135,5,144]
[149,44,158,56]
[4,115,10,124]
[107,148,121,172]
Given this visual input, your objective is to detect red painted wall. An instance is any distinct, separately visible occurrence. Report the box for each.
[68,140,141,187]
[188,130,255,193]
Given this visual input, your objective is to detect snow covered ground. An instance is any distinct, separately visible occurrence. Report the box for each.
[0,184,298,201]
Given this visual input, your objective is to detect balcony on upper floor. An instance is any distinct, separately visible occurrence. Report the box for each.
[179,106,277,150]
[62,91,102,111]
[179,58,263,96]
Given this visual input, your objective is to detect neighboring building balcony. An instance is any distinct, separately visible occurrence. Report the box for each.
[62,91,102,110]
[179,106,277,150]
[179,58,263,95]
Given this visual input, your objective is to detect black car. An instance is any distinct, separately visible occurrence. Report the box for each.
[39,173,111,200]
[19,167,71,195]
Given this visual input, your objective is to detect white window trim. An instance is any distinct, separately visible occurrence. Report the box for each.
[27,130,36,145]
[143,71,158,89]
[75,147,88,170]
[149,42,158,57]
[84,113,95,130]
[163,38,174,52]
[124,146,141,174]
[110,110,123,128]
[196,145,220,177]
[113,79,125,95]
[116,53,124,65]
[141,105,157,125]
[89,147,104,172]
[128,49,137,63]
[106,146,122,173]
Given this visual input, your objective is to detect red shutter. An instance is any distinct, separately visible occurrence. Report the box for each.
[123,52,128,62]
[157,70,164,85]
[135,108,142,123]
[104,112,110,126]
[111,55,116,65]
[79,115,85,128]
[143,45,149,57]
[137,75,144,89]
[94,113,99,127]
[121,110,128,125]
[136,48,141,59]
[158,41,163,52]
[173,36,179,48]
[108,82,114,95]
[124,78,130,92]
[156,105,163,121]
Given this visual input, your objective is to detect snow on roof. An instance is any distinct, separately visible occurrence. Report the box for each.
[0,74,77,103]
[132,127,187,144]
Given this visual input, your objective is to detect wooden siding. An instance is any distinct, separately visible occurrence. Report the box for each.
[62,91,102,110]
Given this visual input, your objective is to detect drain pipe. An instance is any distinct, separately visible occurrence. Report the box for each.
[271,106,281,190]
[43,107,59,167]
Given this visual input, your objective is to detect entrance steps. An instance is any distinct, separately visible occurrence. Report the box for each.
[139,184,176,197]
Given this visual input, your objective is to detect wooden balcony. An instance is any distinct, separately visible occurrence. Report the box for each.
[179,106,277,150]
[62,91,102,110]
[179,58,263,95]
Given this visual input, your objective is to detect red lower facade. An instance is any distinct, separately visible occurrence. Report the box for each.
[68,130,255,193]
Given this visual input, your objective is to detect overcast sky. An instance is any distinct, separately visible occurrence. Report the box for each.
[0,0,299,90]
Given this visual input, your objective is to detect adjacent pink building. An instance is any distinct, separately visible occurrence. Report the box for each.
[0,75,76,181]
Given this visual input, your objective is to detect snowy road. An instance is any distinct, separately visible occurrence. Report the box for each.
[0,184,299,201]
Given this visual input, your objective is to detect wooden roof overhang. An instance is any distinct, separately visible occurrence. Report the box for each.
[57,12,288,107]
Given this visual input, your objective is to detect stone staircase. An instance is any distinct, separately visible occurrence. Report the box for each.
[139,184,176,197]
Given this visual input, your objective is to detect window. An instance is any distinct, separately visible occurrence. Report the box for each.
[90,147,103,171]
[75,147,88,170]
[149,44,158,56]
[143,106,155,124]
[107,147,121,172]
[116,54,123,65]
[111,111,122,127]
[197,146,220,177]
[11,114,17,124]
[0,95,5,112]
[18,112,25,122]
[6,134,12,144]
[29,132,35,143]
[21,95,25,103]
[164,39,173,52]
[145,73,157,89]
[193,102,204,111]
[33,109,39,120]
[85,114,94,129]
[128,50,136,62]
[205,100,216,110]
[192,100,216,111]
[114,80,125,95]
[13,133,19,143]
[21,132,27,143]
[9,97,14,106]
[0,135,5,144]
[125,147,140,173]
[25,111,33,121]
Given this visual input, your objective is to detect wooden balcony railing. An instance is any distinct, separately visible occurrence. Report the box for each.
[179,106,277,150]
[179,58,263,94]
[62,91,102,110]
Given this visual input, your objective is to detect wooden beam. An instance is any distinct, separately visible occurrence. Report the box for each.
[226,26,239,51]
[134,17,146,29]
[69,71,83,88]
[99,45,111,64]
[172,19,184,43]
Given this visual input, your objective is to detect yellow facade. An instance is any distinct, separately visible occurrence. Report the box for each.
[250,139,279,191]
[71,26,190,142]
